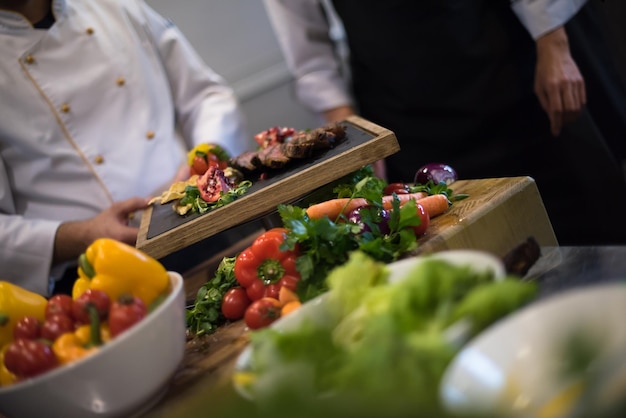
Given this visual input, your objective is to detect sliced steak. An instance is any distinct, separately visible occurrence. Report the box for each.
[257,144,291,169]
[229,150,261,173]
[282,124,347,159]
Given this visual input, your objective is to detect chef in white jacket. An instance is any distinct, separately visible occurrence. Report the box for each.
[0,0,250,295]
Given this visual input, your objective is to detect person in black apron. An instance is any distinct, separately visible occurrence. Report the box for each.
[329,0,626,245]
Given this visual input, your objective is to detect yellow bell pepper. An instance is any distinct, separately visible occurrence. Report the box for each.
[0,281,47,347]
[186,143,229,166]
[52,332,98,365]
[0,344,17,387]
[72,238,169,307]
[52,304,104,365]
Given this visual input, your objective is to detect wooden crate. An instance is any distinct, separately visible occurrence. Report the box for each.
[412,176,558,258]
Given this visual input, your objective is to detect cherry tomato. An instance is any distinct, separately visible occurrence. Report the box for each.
[244,297,282,330]
[245,281,267,302]
[72,289,111,324]
[221,287,252,320]
[13,316,42,340]
[190,155,209,176]
[41,314,75,341]
[4,339,58,378]
[109,295,147,338]
[45,294,74,320]
[207,152,228,170]
[383,182,411,196]
[410,203,430,237]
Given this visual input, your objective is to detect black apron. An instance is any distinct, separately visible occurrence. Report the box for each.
[331,0,626,245]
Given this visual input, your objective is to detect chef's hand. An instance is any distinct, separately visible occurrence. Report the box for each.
[322,105,387,180]
[173,163,191,183]
[53,197,150,264]
[534,26,586,137]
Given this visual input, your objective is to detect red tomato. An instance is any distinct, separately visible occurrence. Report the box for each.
[207,152,228,170]
[41,314,75,341]
[221,287,252,320]
[108,295,147,338]
[411,203,430,237]
[245,280,267,302]
[383,182,411,196]
[244,298,282,330]
[72,289,111,324]
[4,339,58,378]
[263,283,281,300]
[13,316,41,340]
[45,294,74,320]
[190,155,210,176]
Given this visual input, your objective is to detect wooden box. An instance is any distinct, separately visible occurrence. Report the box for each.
[412,176,558,258]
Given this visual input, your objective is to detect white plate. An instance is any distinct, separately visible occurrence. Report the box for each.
[440,283,626,417]
[234,249,506,399]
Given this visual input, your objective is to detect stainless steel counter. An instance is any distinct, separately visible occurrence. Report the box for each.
[526,246,626,299]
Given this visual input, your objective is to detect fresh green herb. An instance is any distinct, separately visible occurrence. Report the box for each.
[186,256,238,336]
[179,180,252,214]
[410,180,469,202]
[278,174,419,301]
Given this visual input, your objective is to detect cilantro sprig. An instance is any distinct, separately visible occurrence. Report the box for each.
[186,256,238,336]
[278,174,420,301]
[179,180,252,214]
[410,180,469,202]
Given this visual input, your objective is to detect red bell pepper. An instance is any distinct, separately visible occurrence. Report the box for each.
[234,228,300,301]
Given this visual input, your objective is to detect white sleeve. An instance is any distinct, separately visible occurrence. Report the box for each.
[511,0,588,39]
[139,2,250,157]
[262,0,353,113]
[0,155,59,296]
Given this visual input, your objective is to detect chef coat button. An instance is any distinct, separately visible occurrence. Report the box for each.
[86,27,94,35]
[25,55,35,64]
[116,77,125,86]
[61,104,71,113]
[94,155,104,164]
[146,130,155,140]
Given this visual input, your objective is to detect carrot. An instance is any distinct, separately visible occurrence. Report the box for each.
[381,192,428,210]
[281,300,302,316]
[414,194,450,218]
[305,197,369,220]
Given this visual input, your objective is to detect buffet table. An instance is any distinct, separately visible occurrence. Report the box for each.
[142,175,560,417]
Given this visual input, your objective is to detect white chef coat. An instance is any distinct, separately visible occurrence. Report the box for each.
[0,0,250,295]
[262,0,588,114]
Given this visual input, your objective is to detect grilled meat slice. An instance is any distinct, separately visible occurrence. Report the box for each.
[257,144,291,169]
[282,124,347,159]
[229,150,261,173]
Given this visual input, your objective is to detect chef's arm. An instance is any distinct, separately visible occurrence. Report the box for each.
[511,0,588,136]
[138,1,249,157]
[52,198,150,265]
[0,158,58,296]
[263,0,354,120]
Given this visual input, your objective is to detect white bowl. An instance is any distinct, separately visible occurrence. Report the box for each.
[234,249,506,398]
[440,283,626,417]
[0,271,186,418]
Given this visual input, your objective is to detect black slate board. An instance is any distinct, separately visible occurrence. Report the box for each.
[146,122,376,239]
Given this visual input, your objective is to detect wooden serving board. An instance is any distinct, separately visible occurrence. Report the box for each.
[136,116,399,260]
